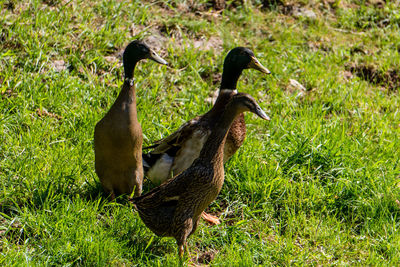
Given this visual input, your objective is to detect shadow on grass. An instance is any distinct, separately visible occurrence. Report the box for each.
[81,175,158,201]
[79,176,178,260]
[80,176,108,201]
[1,172,182,260]
[0,175,107,217]
[127,234,177,261]
[0,173,162,217]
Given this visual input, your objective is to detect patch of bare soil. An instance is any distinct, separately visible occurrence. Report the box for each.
[347,63,400,92]
[201,71,221,86]
[143,30,168,55]
[36,108,63,120]
[156,0,223,12]
[193,36,223,51]
[262,0,341,18]
[51,60,68,72]
[197,250,217,264]
[189,249,218,266]
[146,25,223,54]
[210,0,225,10]
[261,1,309,16]
[285,78,316,97]
[205,88,219,104]
[287,78,306,95]
[340,70,354,81]
[349,45,367,55]
[307,40,331,53]
[157,0,252,13]
[139,20,222,50]
[366,0,386,9]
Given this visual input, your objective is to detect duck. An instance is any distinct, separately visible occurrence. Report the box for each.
[131,93,270,258]
[94,40,167,199]
[142,47,270,223]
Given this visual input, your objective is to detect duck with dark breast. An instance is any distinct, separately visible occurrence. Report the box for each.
[94,40,167,199]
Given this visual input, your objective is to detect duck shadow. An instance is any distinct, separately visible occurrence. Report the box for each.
[63,177,178,259]
[80,177,107,201]
[124,234,177,261]
[81,176,158,202]
[80,177,178,260]
[1,173,179,260]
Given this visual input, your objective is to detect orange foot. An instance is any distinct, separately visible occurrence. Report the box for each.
[201,211,220,225]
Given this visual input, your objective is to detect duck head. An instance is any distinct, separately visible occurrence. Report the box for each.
[123,40,167,79]
[220,47,270,89]
[229,92,270,121]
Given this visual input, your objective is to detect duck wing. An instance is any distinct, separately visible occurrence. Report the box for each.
[142,117,202,177]
[144,117,200,153]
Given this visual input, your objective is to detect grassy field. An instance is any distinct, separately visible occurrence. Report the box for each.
[1,0,400,265]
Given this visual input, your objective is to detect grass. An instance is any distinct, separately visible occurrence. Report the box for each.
[1,0,400,265]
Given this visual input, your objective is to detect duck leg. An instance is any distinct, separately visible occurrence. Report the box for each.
[178,239,188,259]
[178,244,185,258]
[133,170,143,197]
[201,211,220,225]
[176,216,194,258]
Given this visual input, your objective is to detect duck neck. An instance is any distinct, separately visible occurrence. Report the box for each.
[119,59,140,105]
[206,90,235,117]
[220,65,243,90]
[206,65,243,118]
[199,105,239,163]
[120,79,137,103]
[124,60,138,81]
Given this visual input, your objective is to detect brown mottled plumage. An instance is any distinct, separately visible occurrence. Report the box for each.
[224,112,246,159]
[94,40,167,199]
[132,93,270,257]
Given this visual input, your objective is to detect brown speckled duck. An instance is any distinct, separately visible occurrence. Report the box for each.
[132,93,270,257]
[94,40,167,199]
[142,47,270,223]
